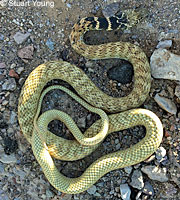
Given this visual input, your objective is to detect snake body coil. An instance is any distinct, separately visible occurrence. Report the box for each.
[18,9,163,194]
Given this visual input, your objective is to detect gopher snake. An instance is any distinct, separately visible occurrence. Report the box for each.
[18,9,163,194]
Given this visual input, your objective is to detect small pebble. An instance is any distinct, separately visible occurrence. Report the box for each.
[46,38,54,51]
[13,31,30,44]
[10,63,16,68]
[18,45,34,63]
[77,117,86,128]
[0,144,17,164]
[16,67,24,75]
[115,139,119,144]
[10,110,17,124]
[0,62,6,68]
[156,146,167,162]
[2,78,17,91]
[66,3,72,8]
[18,77,25,85]
[87,185,97,195]
[130,170,144,190]
[96,182,104,187]
[115,187,120,193]
[46,190,54,198]
[120,184,131,200]
[116,143,121,150]
[154,94,177,114]
[0,33,4,41]
[124,166,133,175]
[94,192,101,197]
[2,100,8,106]
[156,40,172,49]
[142,181,154,196]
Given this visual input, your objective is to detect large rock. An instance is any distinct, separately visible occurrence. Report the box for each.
[150,49,180,81]
[107,62,133,84]
[141,165,168,182]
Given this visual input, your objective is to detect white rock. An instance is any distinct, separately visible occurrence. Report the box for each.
[120,184,131,200]
[150,49,180,81]
[141,165,168,182]
[154,94,177,114]
[156,40,172,49]
[87,185,97,195]
[16,67,24,74]
[0,144,17,164]
[13,32,30,44]
[66,3,71,8]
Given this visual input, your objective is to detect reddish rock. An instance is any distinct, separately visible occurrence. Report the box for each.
[165,131,170,137]
[9,69,19,79]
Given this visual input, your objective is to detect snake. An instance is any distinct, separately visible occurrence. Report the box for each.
[18,9,163,194]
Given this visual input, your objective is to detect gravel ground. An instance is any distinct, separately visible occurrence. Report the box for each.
[0,0,180,199]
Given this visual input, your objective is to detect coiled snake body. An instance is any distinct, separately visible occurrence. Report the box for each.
[18,9,163,194]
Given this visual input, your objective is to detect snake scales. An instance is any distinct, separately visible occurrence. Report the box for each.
[18,9,163,194]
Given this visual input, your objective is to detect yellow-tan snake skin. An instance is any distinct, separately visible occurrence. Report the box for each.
[18,9,163,194]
